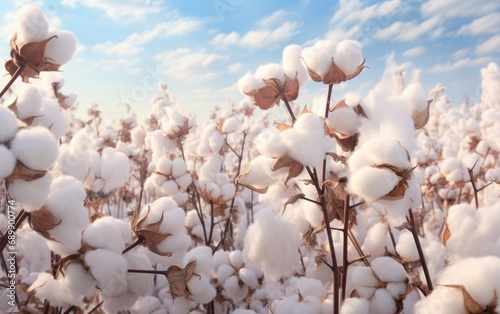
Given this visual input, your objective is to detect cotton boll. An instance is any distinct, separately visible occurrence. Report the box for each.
[155,233,191,254]
[282,44,308,86]
[0,146,16,180]
[404,82,427,112]
[243,208,301,281]
[176,173,192,190]
[162,180,179,195]
[100,147,130,194]
[255,129,288,158]
[28,272,66,307]
[301,46,332,78]
[183,246,213,276]
[349,167,399,202]
[414,285,467,314]
[369,288,396,314]
[385,282,407,299]
[239,268,259,289]
[350,266,379,287]
[85,249,129,296]
[187,274,216,303]
[328,107,360,136]
[371,257,407,282]
[83,217,126,252]
[60,263,97,306]
[217,264,235,283]
[395,231,419,261]
[361,222,391,259]
[16,85,43,120]
[333,40,363,76]
[222,117,239,133]
[32,98,69,139]
[224,275,250,302]
[238,73,265,99]
[255,63,285,83]
[44,30,77,65]
[102,291,139,314]
[171,157,188,178]
[297,277,326,299]
[10,127,58,171]
[339,297,370,314]
[9,173,52,212]
[0,107,18,142]
[228,250,244,269]
[15,5,49,44]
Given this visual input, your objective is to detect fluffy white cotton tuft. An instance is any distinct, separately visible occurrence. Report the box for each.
[0,146,16,180]
[0,106,19,142]
[100,147,130,194]
[333,40,363,76]
[15,85,43,120]
[32,98,69,139]
[15,5,49,44]
[282,44,308,86]
[371,257,407,282]
[340,297,370,314]
[44,30,77,65]
[349,167,399,202]
[10,127,58,171]
[243,208,301,281]
[301,46,332,77]
[85,249,129,296]
[28,272,66,307]
[8,173,52,212]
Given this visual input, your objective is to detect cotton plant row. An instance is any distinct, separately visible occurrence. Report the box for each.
[2,4,500,314]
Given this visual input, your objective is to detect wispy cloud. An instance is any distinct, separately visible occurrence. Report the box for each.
[375,17,443,41]
[403,46,426,57]
[64,0,162,22]
[227,63,243,74]
[257,10,287,27]
[457,12,500,35]
[476,34,500,55]
[155,48,229,80]
[428,57,491,72]
[211,21,299,49]
[93,18,202,56]
[421,0,500,19]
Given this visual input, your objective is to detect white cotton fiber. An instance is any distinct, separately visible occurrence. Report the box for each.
[350,266,379,287]
[255,63,285,83]
[369,288,397,314]
[0,107,18,142]
[349,167,399,202]
[83,217,126,252]
[217,264,235,283]
[239,268,259,289]
[125,252,153,296]
[32,98,69,139]
[297,277,326,299]
[238,73,265,96]
[222,116,240,133]
[15,5,49,44]
[100,147,130,194]
[328,107,360,136]
[243,208,301,281]
[8,173,52,212]
[404,82,427,112]
[333,40,363,76]
[60,263,97,306]
[0,146,16,180]
[85,249,129,296]
[171,157,187,178]
[44,30,77,65]
[339,297,369,314]
[223,275,250,302]
[301,46,332,78]
[282,44,308,86]
[16,85,43,120]
[28,272,66,307]
[10,127,58,171]
[371,257,407,282]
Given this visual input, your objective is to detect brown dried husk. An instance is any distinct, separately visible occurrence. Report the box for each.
[6,161,47,184]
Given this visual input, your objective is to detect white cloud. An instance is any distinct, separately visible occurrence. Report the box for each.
[457,13,500,35]
[428,57,491,73]
[227,63,243,74]
[211,21,299,49]
[375,17,443,41]
[93,18,201,56]
[476,34,500,55]
[155,48,229,80]
[421,0,500,19]
[66,0,162,21]
[331,0,402,27]
[403,46,426,57]
[258,10,287,27]
[452,48,470,60]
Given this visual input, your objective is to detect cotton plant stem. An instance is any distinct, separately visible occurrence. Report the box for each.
[0,209,29,253]
[0,64,25,99]
[341,194,350,301]
[122,236,144,254]
[280,92,296,123]
[408,209,433,291]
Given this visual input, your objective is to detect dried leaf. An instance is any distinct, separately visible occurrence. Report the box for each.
[331,99,349,111]
[283,193,305,213]
[346,60,367,81]
[322,59,347,85]
[323,180,347,223]
[442,218,451,247]
[133,206,173,256]
[284,74,300,101]
[29,207,62,241]
[332,132,359,152]
[413,99,433,129]
[166,260,200,299]
[253,85,280,110]
[380,182,407,201]
[275,122,292,131]
[300,57,323,82]
[354,104,368,118]
[441,284,483,313]
[272,155,304,185]
[350,289,360,298]
[6,161,47,184]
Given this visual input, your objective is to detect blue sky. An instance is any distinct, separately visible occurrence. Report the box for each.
[1,0,499,122]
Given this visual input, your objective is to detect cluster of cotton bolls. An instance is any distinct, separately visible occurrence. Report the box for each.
[84,146,130,196]
[160,106,195,138]
[145,156,193,206]
[270,277,332,314]
[345,257,411,314]
[213,250,263,308]
[133,197,192,257]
